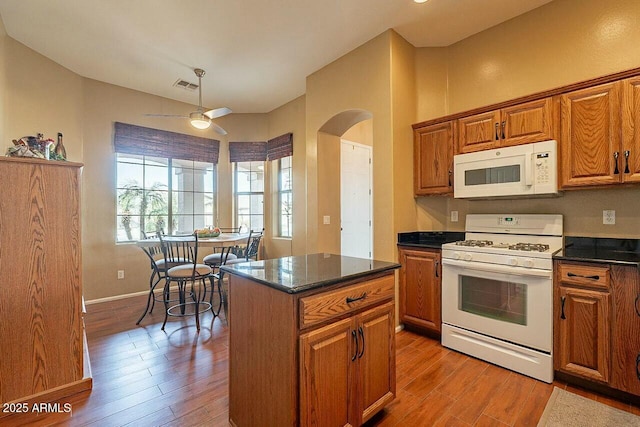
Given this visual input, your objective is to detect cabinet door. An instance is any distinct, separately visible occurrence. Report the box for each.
[300,317,355,427]
[556,286,611,383]
[457,110,501,153]
[356,302,395,425]
[414,122,454,196]
[501,97,556,147]
[399,248,441,334]
[611,266,640,395]
[622,76,640,183]
[560,82,622,188]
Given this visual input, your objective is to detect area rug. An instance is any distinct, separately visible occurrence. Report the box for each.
[537,387,640,426]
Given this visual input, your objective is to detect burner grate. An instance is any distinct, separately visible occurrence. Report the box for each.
[508,243,550,252]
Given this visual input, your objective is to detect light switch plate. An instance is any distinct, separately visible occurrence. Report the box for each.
[603,210,615,225]
[323,215,330,225]
[117,270,125,279]
[451,211,459,222]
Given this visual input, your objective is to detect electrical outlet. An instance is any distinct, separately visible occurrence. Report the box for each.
[117,270,125,279]
[603,210,615,225]
[451,211,459,222]
[323,215,330,225]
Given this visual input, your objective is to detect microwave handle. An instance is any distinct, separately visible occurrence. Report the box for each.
[524,152,534,186]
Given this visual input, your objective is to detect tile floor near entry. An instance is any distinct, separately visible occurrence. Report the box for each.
[6,293,639,426]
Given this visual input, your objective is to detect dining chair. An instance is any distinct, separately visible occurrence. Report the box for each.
[159,233,213,332]
[224,230,263,265]
[202,227,242,267]
[136,230,180,325]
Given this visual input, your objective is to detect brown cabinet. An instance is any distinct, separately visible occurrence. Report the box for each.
[398,247,441,335]
[554,260,640,396]
[610,265,640,396]
[457,97,555,154]
[228,269,396,426]
[413,121,454,196]
[560,82,622,188]
[0,157,91,406]
[561,78,640,188]
[300,302,395,426]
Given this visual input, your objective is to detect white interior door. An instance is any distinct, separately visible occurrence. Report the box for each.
[341,140,372,259]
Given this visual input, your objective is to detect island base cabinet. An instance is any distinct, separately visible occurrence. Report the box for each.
[300,302,395,427]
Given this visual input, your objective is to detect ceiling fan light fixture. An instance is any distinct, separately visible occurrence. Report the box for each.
[189,112,211,129]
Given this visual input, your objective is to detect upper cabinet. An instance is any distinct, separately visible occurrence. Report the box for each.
[622,76,640,183]
[457,97,556,154]
[413,121,454,196]
[561,78,640,188]
[560,82,622,188]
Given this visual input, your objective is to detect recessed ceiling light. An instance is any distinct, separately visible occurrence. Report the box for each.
[414,0,428,3]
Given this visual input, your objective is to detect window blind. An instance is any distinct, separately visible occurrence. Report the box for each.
[267,132,293,161]
[114,122,220,163]
[229,132,293,162]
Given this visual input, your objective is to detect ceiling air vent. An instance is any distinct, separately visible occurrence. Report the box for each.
[173,78,199,91]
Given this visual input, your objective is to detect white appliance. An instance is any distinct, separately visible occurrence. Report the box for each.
[441,214,563,383]
[454,140,558,199]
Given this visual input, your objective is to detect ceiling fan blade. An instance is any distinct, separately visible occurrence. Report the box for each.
[211,123,228,136]
[203,107,232,119]
[144,113,189,118]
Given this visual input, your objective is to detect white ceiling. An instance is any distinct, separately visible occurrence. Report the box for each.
[0,0,553,113]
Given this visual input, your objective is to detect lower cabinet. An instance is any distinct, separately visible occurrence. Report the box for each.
[300,302,395,426]
[398,247,442,335]
[228,270,396,426]
[554,260,640,396]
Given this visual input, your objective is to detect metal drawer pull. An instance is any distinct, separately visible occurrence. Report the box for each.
[635,293,640,317]
[625,150,631,174]
[346,292,367,304]
[567,272,599,280]
[614,151,620,174]
[358,327,365,359]
[560,296,566,320]
[435,260,439,278]
[351,330,358,361]
[636,353,640,381]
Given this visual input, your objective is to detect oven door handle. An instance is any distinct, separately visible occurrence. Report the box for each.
[442,258,553,278]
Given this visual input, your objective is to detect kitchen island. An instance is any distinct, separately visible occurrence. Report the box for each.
[221,253,400,427]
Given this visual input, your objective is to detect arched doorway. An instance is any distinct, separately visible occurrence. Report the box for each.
[317,109,373,257]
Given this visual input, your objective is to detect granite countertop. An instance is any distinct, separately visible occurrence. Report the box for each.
[554,236,640,266]
[397,231,466,249]
[220,253,400,294]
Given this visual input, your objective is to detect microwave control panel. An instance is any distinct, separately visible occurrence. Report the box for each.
[534,152,551,184]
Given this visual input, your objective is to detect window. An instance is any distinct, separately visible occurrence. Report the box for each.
[116,153,217,242]
[277,156,293,237]
[233,161,264,232]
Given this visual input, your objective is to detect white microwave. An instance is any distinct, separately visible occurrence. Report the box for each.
[454,140,558,199]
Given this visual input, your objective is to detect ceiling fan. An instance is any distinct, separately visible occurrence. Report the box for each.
[145,68,231,135]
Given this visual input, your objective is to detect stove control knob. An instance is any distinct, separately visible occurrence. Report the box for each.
[453,252,462,260]
[463,253,472,261]
[523,259,535,268]
[508,257,518,266]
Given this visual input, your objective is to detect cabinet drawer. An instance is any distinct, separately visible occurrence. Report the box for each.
[300,275,394,329]
[558,263,610,290]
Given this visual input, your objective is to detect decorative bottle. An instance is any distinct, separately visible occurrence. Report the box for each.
[54,132,67,159]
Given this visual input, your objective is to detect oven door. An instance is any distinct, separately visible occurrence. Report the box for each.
[441,258,552,352]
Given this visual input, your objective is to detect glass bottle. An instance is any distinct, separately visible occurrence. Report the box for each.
[54,132,67,159]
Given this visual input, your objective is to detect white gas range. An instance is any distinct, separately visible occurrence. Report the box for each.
[441,214,563,383]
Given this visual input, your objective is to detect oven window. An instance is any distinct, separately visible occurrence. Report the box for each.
[465,165,520,186]
[459,275,527,325]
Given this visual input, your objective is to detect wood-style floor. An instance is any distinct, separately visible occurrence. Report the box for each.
[5,293,640,426]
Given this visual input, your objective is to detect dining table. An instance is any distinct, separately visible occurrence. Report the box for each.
[136,232,251,250]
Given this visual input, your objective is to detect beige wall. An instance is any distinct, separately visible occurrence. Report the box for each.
[266,95,306,258]
[306,31,397,262]
[415,0,640,238]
